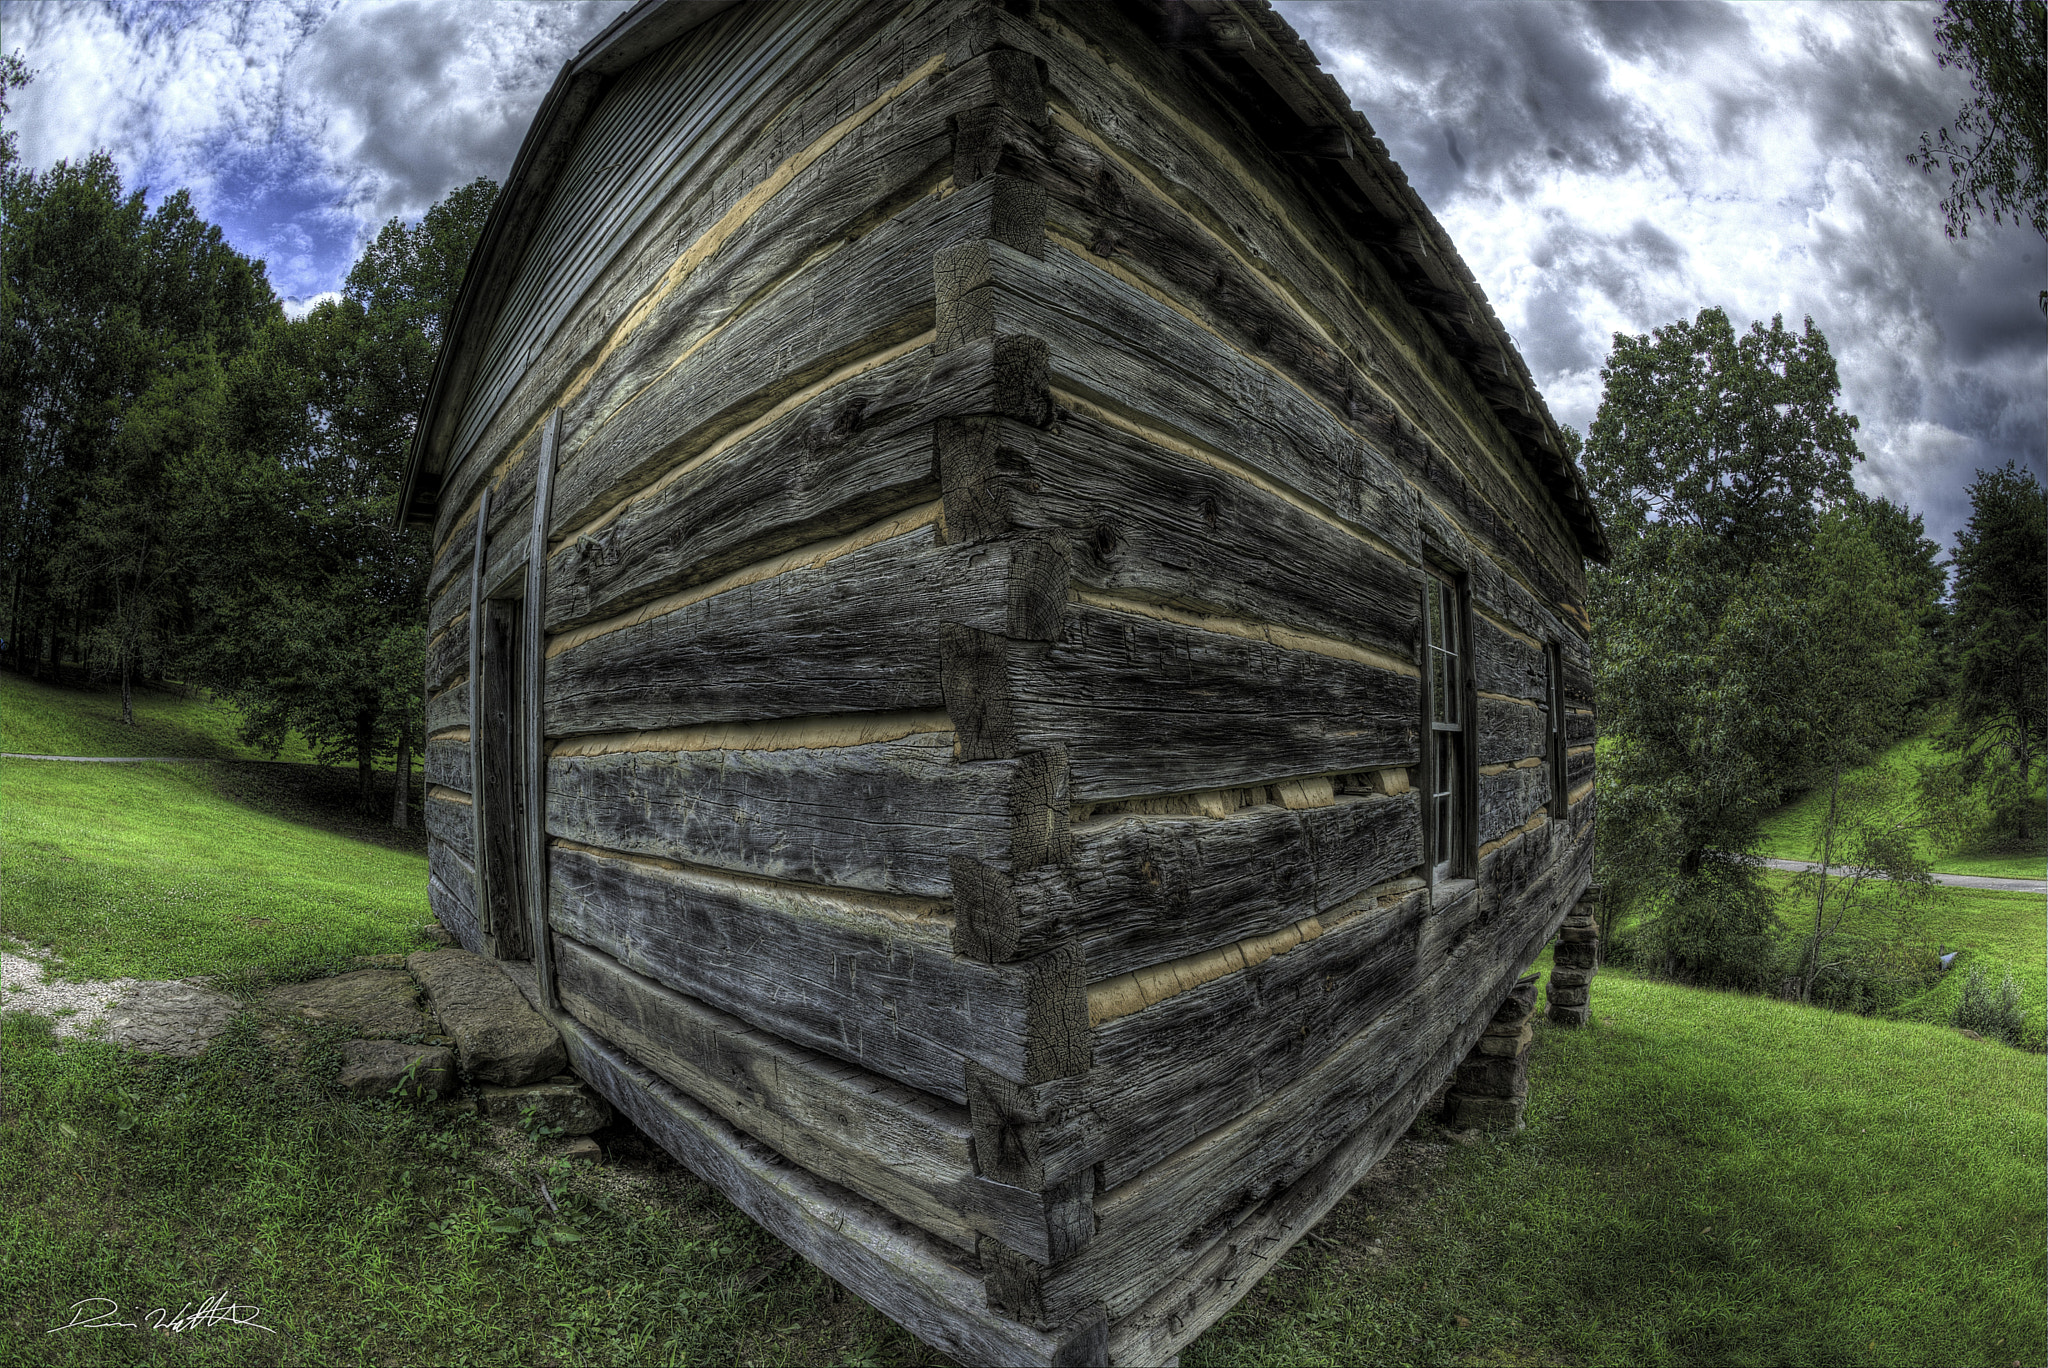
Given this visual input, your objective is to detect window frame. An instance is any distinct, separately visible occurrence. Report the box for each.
[1546,641,1567,819]
[1422,565,1473,884]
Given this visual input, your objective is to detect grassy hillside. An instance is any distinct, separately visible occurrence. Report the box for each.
[2,760,429,983]
[1195,965,2045,1368]
[0,670,316,763]
[1757,734,2044,881]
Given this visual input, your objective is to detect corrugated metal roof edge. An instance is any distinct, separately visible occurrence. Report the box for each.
[399,0,1608,565]
[396,0,741,532]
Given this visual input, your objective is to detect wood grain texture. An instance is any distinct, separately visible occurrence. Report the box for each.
[425,735,471,793]
[429,873,481,958]
[1472,614,1544,702]
[425,617,469,693]
[1039,831,1594,1332]
[426,681,468,737]
[942,411,1422,663]
[432,0,959,549]
[555,1015,1098,1368]
[545,523,1066,739]
[425,789,474,862]
[960,600,1420,801]
[1476,695,1545,768]
[548,167,1037,541]
[546,732,1061,898]
[1011,4,1590,608]
[1479,764,1550,847]
[951,237,1417,556]
[1014,791,1421,980]
[547,841,1085,1101]
[1082,891,1424,1191]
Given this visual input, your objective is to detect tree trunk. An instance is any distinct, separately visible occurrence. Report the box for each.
[357,713,377,811]
[391,724,411,830]
[120,645,134,726]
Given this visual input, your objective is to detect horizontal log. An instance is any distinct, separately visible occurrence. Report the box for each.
[1061,833,1593,1333]
[1566,710,1597,745]
[554,934,1073,1261]
[555,1015,1091,1368]
[428,562,469,637]
[1479,764,1549,846]
[943,411,1421,662]
[1568,745,1596,790]
[429,841,479,954]
[425,735,471,793]
[548,170,1027,540]
[428,875,480,957]
[427,680,468,736]
[433,2,962,546]
[544,522,1066,738]
[546,732,1063,898]
[1085,890,1425,1190]
[952,238,1416,557]
[425,619,469,695]
[543,298,1064,633]
[424,788,473,862]
[548,841,1086,1102]
[1476,694,1544,768]
[1472,614,1544,703]
[1010,791,1420,979]
[960,600,1420,801]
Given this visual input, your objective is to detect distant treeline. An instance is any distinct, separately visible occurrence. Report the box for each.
[0,55,493,811]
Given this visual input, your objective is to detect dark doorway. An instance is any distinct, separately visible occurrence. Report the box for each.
[479,595,529,961]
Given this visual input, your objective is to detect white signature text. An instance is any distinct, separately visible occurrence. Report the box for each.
[48,1293,274,1335]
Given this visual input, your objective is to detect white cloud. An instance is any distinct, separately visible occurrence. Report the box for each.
[1280,0,2045,552]
[4,0,626,299]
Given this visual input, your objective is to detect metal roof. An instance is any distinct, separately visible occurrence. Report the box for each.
[398,0,1609,563]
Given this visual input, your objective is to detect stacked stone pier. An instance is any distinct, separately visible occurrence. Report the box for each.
[1547,887,1602,1027]
[1441,971,1541,1132]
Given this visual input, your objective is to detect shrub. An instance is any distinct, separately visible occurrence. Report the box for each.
[1954,966,2028,1046]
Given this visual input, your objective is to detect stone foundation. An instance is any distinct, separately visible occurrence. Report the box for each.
[1547,886,1601,1027]
[1440,971,1540,1132]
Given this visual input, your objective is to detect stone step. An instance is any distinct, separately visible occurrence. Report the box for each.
[407,949,566,1086]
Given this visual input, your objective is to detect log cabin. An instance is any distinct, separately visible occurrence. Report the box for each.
[398,1,1607,1363]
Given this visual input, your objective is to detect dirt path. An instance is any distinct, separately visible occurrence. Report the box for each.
[1759,856,2045,894]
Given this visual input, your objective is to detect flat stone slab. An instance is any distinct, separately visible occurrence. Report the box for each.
[336,1040,457,1099]
[264,969,432,1038]
[99,981,241,1059]
[479,1080,612,1135]
[407,950,565,1086]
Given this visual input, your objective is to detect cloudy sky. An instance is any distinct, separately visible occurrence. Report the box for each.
[6,0,2041,554]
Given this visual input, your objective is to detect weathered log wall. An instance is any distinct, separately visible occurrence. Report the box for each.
[414,2,1599,1363]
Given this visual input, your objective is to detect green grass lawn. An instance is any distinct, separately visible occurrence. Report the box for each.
[1756,734,2045,882]
[1192,966,2046,1368]
[1764,870,2047,1049]
[2,759,428,983]
[0,669,317,763]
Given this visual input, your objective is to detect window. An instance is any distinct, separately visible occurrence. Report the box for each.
[1424,569,1468,882]
[1546,642,1567,817]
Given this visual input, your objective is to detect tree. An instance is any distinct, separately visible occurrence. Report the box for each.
[183,181,494,819]
[1915,0,2048,244]
[1934,462,2048,842]
[0,155,271,688]
[1586,307,1882,986]
[1781,511,1941,1005]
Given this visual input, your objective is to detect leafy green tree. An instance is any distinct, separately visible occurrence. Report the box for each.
[1782,511,1942,1004]
[1586,308,1885,986]
[0,152,271,688]
[1915,0,2047,244]
[184,181,493,819]
[1931,463,2048,842]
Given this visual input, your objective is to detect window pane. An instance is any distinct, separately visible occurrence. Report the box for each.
[1440,584,1458,725]
[1426,578,1444,651]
